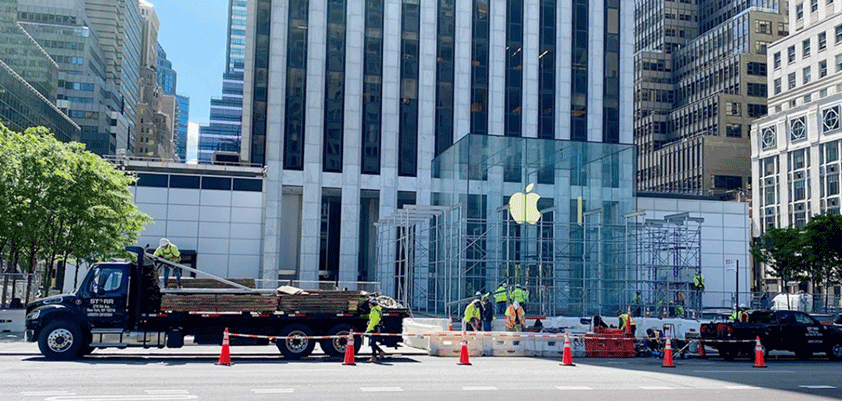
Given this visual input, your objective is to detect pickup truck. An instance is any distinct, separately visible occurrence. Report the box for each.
[25,246,407,360]
[700,310,842,360]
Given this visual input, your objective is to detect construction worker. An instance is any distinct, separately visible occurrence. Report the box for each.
[729,304,749,322]
[693,272,705,291]
[154,238,181,288]
[510,284,529,313]
[631,290,642,317]
[618,310,636,335]
[463,299,482,331]
[481,295,494,331]
[365,298,386,363]
[505,301,526,332]
[494,282,508,315]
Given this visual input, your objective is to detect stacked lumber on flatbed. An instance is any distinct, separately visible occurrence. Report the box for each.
[277,290,370,314]
[160,293,277,312]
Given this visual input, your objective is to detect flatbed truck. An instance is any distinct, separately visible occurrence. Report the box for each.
[24,246,407,360]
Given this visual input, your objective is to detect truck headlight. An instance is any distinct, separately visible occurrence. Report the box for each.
[26,310,40,320]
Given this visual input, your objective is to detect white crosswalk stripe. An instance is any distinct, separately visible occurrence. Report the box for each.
[463,386,498,391]
[799,385,837,389]
[360,387,403,392]
[639,386,674,390]
[251,389,294,394]
[556,386,593,390]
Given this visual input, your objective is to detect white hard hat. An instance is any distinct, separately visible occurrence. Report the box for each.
[475,291,482,296]
[513,301,520,308]
[739,303,747,308]
[159,238,170,247]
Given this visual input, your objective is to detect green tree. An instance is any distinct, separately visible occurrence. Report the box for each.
[802,214,842,311]
[751,226,809,307]
[0,125,151,302]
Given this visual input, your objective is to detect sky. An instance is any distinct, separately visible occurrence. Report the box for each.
[153,0,231,159]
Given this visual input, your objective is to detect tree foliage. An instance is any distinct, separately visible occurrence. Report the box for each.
[0,124,151,297]
[753,216,842,295]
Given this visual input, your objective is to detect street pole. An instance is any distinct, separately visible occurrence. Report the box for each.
[736,259,739,307]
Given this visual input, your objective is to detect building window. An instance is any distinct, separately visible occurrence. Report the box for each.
[837,54,842,72]
[361,0,384,174]
[756,20,771,34]
[820,60,828,78]
[773,52,781,69]
[803,39,811,58]
[747,83,767,97]
[398,0,420,177]
[761,126,776,149]
[748,104,768,117]
[436,0,455,157]
[284,0,309,170]
[796,3,804,20]
[774,78,781,95]
[788,72,797,89]
[714,175,743,190]
[726,123,742,138]
[249,0,272,165]
[468,0,488,139]
[756,41,768,55]
[791,117,807,142]
[803,66,812,84]
[836,25,842,44]
[747,62,767,76]
[506,0,525,137]
[819,32,827,50]
[726,102,741,116]
[323,0,347,173]
[788,45,796,63]
[812,0,818,12]
[540,0,557,140]
[823,106,840,133]
[570,0,588,141]
[602,0,619,143]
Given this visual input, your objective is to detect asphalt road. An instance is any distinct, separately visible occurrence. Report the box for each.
[1,333,840,401]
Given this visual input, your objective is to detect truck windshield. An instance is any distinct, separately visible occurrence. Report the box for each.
[84,267,126,297]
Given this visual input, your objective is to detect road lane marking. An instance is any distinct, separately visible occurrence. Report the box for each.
[43,396,197,401]
[800,385,837,389]
[724,385,760,390]
[694,370,795,373]
[144,390,190,394]
[360,387,403,392]
[463,386,498,391]
[639,386,674,390]
[556,386,593,390]
[251,389,294,394]
[20,392,74,396]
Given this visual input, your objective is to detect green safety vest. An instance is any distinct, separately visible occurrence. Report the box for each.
[463,302,481,323]
[366,305,382,332]
[511,288,528,303]
[494,286,508,303]
[632,293,641,304]
[154,244,181,263]
[694,274,705,288]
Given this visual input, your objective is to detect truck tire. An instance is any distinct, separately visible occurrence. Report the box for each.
[276,324,315,360]
[321,324,362,357]
[38,321,82,361]
[827,342,842,361]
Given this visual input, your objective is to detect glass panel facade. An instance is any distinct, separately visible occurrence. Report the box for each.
[284,0,308,170]
[505,0,523,137]
[470,0,489,137]
[361,0,383,174]
[538,0,554,139]
[249,0,271,165]
[399,0,419,177]
[571,0,588,141]
[603,0,620,143]
[430,135,637,315]
[436,0,455,155]
[323,0,346,172]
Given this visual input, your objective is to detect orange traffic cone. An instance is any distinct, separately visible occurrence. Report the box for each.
[662,335,675,368]
[560,332,575,366]
[457,330,471,365]
[216,327,232,366]
[697,339,706,358]
[753,336,766,368]
[448,315,453,331]
[342,330,356,366]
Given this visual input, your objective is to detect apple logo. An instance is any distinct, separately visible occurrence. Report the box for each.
[509,183,541,224]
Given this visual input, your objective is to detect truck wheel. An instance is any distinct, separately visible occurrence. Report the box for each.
[276,324,315,360]
[38,321,82,361]
[321,324,363,357]
[827,342,842,361]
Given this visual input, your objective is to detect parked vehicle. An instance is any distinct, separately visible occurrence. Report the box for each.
[700,310,842,360]
[25,246,407,360]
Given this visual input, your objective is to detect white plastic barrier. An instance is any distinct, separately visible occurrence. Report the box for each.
[0,309,25,333]
[428,333,483,357]
[402,318,449,350]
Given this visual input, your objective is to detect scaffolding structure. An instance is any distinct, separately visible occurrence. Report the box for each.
[375,206,704,318]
